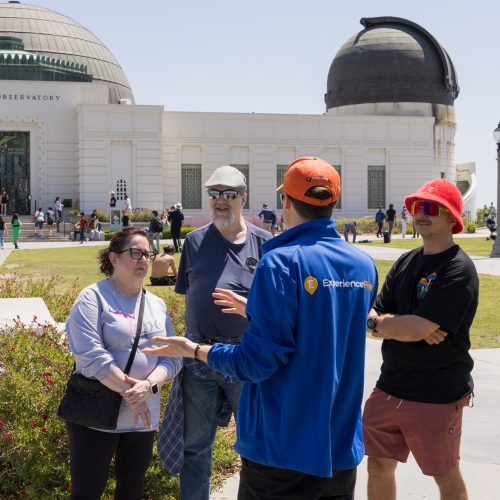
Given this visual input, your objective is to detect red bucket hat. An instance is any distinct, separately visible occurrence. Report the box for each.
[404,179,464,234]
[276,157,340,207]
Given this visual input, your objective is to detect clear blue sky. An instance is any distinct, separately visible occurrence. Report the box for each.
[38,0,500,208]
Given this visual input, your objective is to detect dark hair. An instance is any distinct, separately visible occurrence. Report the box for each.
[98,227,148,276]
[288,186,336,219]
[163,245,175,254]
[152,210,158,216]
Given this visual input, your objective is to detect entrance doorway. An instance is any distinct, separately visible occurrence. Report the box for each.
[0,131,30,215]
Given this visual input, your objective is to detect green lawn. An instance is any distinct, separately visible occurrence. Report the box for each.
[1,246,499,348]
[367,236,493,257]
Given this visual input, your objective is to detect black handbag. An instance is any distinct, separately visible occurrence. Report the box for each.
[58,289,146,430]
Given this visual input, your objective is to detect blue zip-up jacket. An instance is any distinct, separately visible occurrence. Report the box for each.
[208,218,378,477]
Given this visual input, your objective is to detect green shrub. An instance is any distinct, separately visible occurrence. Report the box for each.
[465,221,476,233]
[129,209,154,222]
[104,229,114,241]
[103,226,197,241]
[95,208,110,222]
[162,226,197,239]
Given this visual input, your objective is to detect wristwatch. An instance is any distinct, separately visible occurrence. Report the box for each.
[147,380,159,394]
[367,315,378,333]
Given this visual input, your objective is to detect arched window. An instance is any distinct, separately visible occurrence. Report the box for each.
[116,179,127,200]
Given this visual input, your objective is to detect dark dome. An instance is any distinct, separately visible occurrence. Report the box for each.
[325,17,459,110]
[0,1,134,103]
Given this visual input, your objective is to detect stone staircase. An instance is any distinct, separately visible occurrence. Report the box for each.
[4,215,150,242]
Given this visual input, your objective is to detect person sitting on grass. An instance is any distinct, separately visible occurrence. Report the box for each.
[150,245,177,286]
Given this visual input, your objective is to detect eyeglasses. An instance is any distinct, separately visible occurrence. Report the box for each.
[410,201,449,217]
[116,247,156,263]
[279,192,286,204]
[207,189,242,201]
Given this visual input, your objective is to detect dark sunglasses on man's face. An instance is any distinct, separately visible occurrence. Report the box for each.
[116,247,156,263]
[279,192,286,204]
[207,189,242,201]
[410,201,448,217]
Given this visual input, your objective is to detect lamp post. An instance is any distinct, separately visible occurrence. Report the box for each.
[491,122,500,257]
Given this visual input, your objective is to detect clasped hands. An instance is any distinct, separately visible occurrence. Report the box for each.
[121,375,152,429]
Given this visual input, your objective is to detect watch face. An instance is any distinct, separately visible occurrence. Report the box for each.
[367,317,377,331]
[151,383,159,395]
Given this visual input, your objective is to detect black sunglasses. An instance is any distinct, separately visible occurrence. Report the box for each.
[279,192,286,203]
[207,189,243,201]
[116,247,156,263]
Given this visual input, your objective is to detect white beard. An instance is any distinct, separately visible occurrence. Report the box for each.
[211,207,235,229]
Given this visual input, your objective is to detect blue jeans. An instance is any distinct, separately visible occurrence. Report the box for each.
[180,367,242,500]
[0,229,4,247]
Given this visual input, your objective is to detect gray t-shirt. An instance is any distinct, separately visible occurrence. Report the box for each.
[66,279,182,432]
[176,222,271,339]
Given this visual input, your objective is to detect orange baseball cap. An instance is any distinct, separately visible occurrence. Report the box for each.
[276,157,340,207]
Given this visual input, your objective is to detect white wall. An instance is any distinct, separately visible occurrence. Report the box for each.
[77,104,164,212]
[0,80,108,212]
[163,110,439,217]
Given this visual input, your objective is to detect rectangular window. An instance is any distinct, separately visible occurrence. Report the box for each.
[276,164,287,209]
[181,164,201,209]
[232,164,249,209]
[368,165,386,209]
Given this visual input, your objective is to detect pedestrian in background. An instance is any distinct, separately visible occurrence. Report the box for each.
[0,215,5,249]
[11,213,21,249]
[344,220,357,243]
[386,204,396,237]
[401,206,409,238]
[79,212,88,244]
[55,197,63,232]
[167,203,184,253]
[375,207,386,238]
[0,187,9,216]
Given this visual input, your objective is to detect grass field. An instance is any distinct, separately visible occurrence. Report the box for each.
[367,235,494,256]
[1,246,499,348]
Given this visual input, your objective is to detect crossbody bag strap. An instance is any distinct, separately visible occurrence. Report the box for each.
[123,288,146,375]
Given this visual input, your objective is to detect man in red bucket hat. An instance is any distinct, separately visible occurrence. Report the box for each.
[363,178,478,500]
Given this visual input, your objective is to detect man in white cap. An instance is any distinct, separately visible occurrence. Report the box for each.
[157,165,271,500]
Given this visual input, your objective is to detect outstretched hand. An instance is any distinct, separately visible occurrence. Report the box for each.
[142,336,196,358]
[212,288,247,318]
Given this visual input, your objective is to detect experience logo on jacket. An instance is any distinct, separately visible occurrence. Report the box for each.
[304,275,375,295]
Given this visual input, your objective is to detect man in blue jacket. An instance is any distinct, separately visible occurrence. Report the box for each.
[145,157,378,499]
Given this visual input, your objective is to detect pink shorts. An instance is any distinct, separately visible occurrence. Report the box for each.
[362,388,471,476]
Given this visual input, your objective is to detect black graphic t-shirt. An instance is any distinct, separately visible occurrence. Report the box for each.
[374,245,479,403]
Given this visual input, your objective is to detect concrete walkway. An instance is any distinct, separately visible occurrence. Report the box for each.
[211,339,500,500]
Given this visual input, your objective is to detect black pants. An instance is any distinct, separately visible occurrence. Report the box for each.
[238,458,356,500]
[66,422,155,500]
[150,275,176,286]
[171,226,182,252]
[376,222,383,237]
